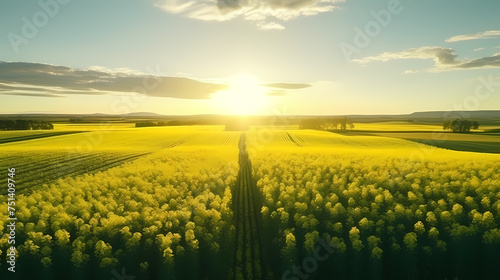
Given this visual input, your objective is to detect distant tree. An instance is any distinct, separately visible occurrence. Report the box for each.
[311,117,354,131]
[0,120,53,131]
[299,119,323,130]
[443,119,479,133]
[16,120,30,130]
[443,120,451,130]
[167,120,183,126]
[340,117,347,130]
[135,121,156,128]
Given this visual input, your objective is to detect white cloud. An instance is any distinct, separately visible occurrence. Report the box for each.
[354,46,458,65]
[354,46,500,72]
[404,69,420,74]
[446,30,500,43]
[155,0,344,30]
[262,82,311,89]
[473,48,485,52]
[257,21,285,30]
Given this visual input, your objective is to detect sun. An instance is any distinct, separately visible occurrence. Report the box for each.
[212,74,269,115]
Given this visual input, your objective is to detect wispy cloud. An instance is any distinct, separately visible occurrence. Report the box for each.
[354,47,458,65]
[354,46,500,72]
[446,30,500,43]
[261,82,311,96]
[262,83,311,89]
[265,90,286,96]
[257,21,285,31]
[0,62,229,99]
[155,0,344,30]
[1,92,65,98]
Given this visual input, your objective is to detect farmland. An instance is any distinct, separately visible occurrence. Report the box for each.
[0,125,240,279]
[2,0,499,277]
[247,129,500,279]
[331,121,500,154]
[0,123,500,279]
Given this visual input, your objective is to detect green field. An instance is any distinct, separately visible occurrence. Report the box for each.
[1,124,500,279]
[330,122,500,154]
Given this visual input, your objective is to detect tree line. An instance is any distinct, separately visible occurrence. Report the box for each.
[443,119,480,133]
[299,117,354,130]
[0,120,54,131]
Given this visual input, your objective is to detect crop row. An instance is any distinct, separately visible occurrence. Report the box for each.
[0,148,239,279]
[252,151,500,279]
[221,133,240,146]
[281,132,304,147]
[0,151,150,194]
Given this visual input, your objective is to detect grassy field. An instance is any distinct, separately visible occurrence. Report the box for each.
[331,121,499,133]
[364,131,500,154]
[329,122,500,154]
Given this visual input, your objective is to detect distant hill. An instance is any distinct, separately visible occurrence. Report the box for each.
[121,112,162,117]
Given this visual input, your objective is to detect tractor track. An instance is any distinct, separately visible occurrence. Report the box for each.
[232,133,267,280]
[283,131,304,147]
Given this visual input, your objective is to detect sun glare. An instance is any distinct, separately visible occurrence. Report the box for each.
[213,74,269,115]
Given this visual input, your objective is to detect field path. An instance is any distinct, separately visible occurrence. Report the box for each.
[232,133,268,280]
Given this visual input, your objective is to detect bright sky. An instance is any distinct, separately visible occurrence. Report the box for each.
[1,0,499,115]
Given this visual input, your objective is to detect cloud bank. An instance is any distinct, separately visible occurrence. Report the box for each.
[354,46,500,72]
[446,30,500,43]
[0,62,229,99]
[0,62,313,99]
[155,0,344,30]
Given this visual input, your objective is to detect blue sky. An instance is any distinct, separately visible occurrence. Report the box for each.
[1,0,499,115]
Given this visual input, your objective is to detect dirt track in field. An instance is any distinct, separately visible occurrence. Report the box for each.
[232,133,267,280]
